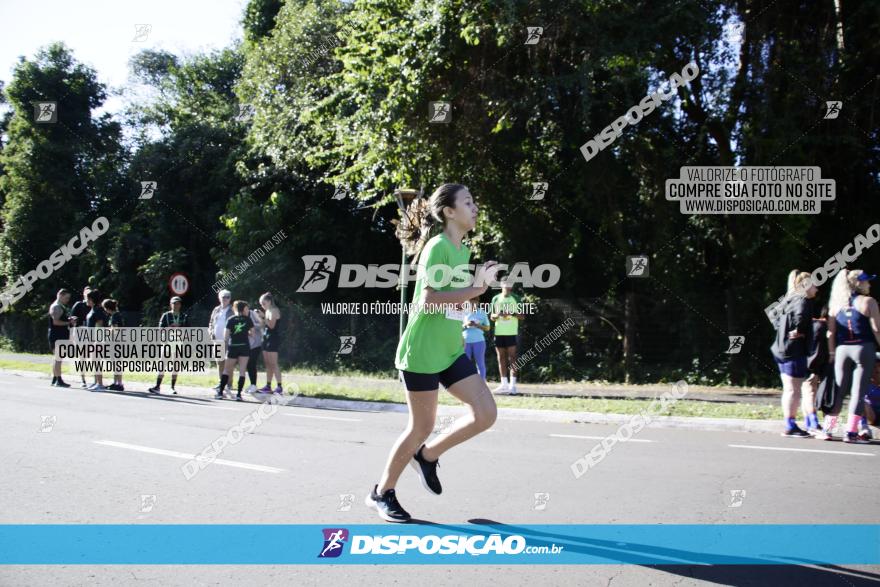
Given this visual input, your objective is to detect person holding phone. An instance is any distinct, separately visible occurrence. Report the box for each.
[463,296,490,380]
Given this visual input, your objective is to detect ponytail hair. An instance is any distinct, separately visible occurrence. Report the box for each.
[395,183,466,262]
[259,292,276,309]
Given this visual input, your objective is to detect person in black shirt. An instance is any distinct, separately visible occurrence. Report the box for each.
[48,289,73,387]
[102,299,125,392]
[69,286,92,388]
[258,292,284,394]
[149,296,190,395]
[85,290,107,391]
[216,300,253,401]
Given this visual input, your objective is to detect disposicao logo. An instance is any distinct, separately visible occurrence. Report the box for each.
[318,528,348,558]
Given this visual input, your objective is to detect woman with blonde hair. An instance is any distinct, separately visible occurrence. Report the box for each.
[257,292,283,394]
[771,270,817,437]
[823,269,880,442]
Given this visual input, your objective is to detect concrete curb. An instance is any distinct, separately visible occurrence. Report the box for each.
[291,396,781,434]
[3,367,781,435]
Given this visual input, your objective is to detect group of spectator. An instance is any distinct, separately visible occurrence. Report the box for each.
[771,268,880,442]
[47,288,285,400]
[461,280,525,395]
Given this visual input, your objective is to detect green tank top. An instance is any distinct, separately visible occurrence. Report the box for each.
[395,233,472,373]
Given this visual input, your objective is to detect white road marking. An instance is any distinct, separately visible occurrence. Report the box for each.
[729,444,874,457]
[94,440,284,473]
[550,434,655,443]
[283,413,361,422]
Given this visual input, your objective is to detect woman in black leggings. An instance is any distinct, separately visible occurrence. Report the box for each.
[825,269,880,443]
[244,303,262,394]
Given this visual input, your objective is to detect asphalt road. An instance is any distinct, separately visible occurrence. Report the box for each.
[2,370,879,586]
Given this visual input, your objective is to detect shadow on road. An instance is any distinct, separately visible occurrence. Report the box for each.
[400,519,880,586]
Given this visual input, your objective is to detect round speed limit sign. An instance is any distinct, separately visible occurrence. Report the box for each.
[168,272,190,296]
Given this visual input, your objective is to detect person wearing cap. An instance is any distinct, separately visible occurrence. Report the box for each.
[824,269,880,443]
[490,278,524,395]
[209,290,234,393]
[149,296,190,394]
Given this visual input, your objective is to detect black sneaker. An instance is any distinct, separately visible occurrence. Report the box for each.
[364,485,411,523]
[844,432,870,444]
[148,386,161,394]
[782,426,811,438]
[410,444,442,495]
[236,392,243,402]
[214,391,224,399]
[55,379,71,388]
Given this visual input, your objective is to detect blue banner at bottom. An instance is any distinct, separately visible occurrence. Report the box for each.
[1,524,878,565]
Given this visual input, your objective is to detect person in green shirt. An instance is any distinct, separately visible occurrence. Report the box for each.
[149,296,190,395]
[490,279,524,395]
[366,183,501,523]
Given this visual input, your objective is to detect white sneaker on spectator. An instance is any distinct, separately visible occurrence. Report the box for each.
[493,384,510,395]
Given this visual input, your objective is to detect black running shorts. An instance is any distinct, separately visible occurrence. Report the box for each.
[226,345,250,359]
[494,334,519,348]
[401,354,478,392]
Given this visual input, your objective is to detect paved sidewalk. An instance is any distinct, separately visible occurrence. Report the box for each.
[0,351,780,404]
[2,365,782,434]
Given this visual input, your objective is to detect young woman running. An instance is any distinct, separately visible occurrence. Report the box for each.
[364,183,500,523]
[102,299,125,391]
[217,300,254,401]
[258,293,283,394]
[824,269,880,443]
[771,271,817,437]
[463,295,490,380]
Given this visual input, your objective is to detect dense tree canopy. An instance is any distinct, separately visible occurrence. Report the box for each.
[0,0,877,386]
